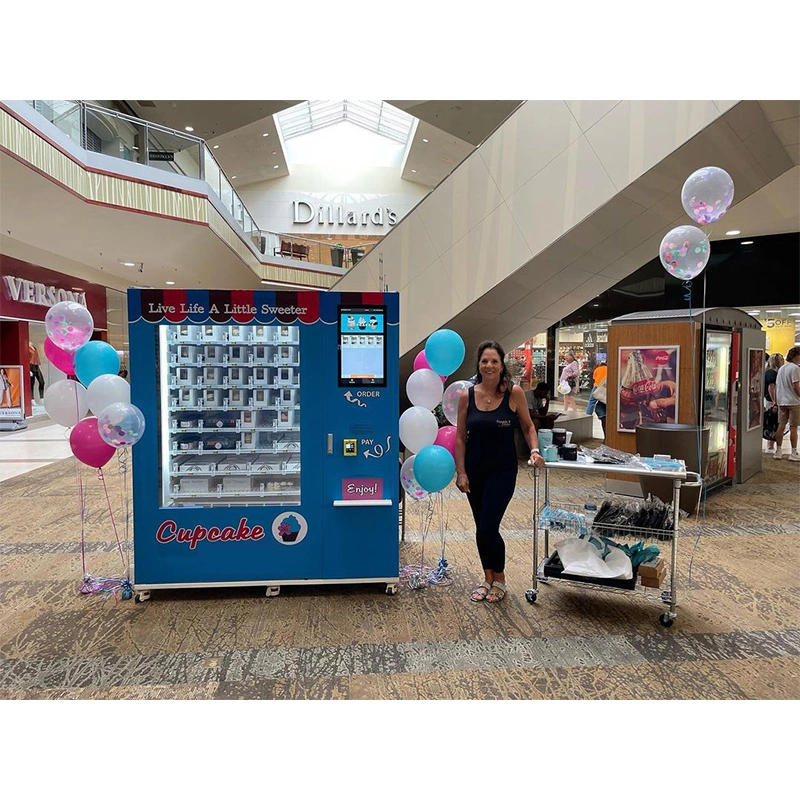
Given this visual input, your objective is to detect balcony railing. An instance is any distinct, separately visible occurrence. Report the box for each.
[25,101,369,273]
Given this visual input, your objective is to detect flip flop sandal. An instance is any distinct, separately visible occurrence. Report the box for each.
[486,581,507,603]
[470,581,491,602]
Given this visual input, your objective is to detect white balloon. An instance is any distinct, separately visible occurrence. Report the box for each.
[86,374,131,417]
[406,368,444,410]
[43,379,88,427]
[399,406,439,454]
[681,166,734,225]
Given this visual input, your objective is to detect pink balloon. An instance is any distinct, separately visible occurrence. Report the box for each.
[413,351,447,383]
[44,337,76,375]
[434,425,458,459]
[69,417,115,468]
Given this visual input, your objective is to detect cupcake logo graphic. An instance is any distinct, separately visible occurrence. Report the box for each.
[272,512,308,546]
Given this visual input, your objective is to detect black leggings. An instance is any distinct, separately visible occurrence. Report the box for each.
[30,365,45,399]
[466,468,517,573]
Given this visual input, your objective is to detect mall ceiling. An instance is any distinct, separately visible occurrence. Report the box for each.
[118,99,523,189]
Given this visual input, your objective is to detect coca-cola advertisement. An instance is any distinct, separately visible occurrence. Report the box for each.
[617,346,680,432]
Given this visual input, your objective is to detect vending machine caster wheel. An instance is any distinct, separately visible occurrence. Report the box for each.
[525,590,537,603]
[265,586,281,598]
[659,613,674,628]
[385,583,398,596]
[134,591,151,603]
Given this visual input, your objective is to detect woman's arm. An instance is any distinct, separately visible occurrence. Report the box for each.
[455,389,470,493]
[511,385,544,466]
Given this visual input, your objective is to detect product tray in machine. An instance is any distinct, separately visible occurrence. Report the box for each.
[541,552,639,591]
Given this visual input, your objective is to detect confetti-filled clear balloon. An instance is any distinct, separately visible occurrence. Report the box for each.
[97,402,145,447]
[659,225,711,280]
[400,455,429,500]
[681,166,734,225]
[441,380,471,426]
[44,301,94,353]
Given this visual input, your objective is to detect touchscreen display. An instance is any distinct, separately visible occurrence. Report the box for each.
[338,306,386,387]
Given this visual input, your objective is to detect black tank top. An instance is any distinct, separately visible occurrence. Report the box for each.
[465,386,518,474]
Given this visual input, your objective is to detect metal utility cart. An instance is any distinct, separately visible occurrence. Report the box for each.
[527,461,700,627]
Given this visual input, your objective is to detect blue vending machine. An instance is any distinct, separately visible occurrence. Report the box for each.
[127,288,400,600]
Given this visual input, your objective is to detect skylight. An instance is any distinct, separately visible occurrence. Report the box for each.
[276,100,414,145]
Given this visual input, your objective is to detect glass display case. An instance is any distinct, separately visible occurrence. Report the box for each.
[159,323,301,507]
[703,330,731,482]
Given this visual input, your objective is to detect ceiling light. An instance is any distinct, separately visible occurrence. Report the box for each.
[273,165,279,169]
[765,310,782,313]
[592,303,600,307]
[740,240,754,245]
[122,262,135,267]
[262,133,269,137]
[411,169,417,173]
[213,144,219,149]
[231,176,237,179]
[261,279,269,284]
[185,126,194,132]
[422,138,429,143]
[789,313,800,317]
[747,310,760,314]
[272,151,277,155]
[725,230,741,236]
[166,281,175,285]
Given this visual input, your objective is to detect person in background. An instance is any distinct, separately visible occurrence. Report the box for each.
[763,353,783,454]
[585,357,607,433]
[28,342,45,401]
[773,347,800,461]
[529,382,559,430]
[456,340,544,604]
[559,351,579,414]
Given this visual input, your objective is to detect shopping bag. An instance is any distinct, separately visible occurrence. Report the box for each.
[555,537,633,580]
[593,378,608,404]
[558,381,572,395]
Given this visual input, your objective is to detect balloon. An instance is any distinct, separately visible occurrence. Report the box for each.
[413,351,446,383]
[442,380,471,425]
[87,374,131,416]
[43,379,88,427]
[44,301,94,353]
[413,445,455,493]
[74,341,120,387]
[43,337,76,375]
[659,225,711,281]
[406,369,444,410]
[399,406,438,454]
[69,417,115,468]
[681,166,735,225]
[434,425,458,459]
[97,402,146,447]
[424,329,465,376]
[400,455,429,500]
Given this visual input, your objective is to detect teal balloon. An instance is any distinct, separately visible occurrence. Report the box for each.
[74,341,120,387]
[413,445,455,493]
[424,329,465,376]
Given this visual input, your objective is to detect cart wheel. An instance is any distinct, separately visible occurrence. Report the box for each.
[525,590,537,604]
[385,583,398,596]
[265,585,280,598]
[659,613,674,628]
[134,590,150,603]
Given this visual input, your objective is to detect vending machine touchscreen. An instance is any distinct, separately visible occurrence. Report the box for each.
[338,306,386,387]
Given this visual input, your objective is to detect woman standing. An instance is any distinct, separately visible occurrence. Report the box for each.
[763,353,783,453]
[455,341,545,603]
[1,368,12,408]
[559,351,579,414]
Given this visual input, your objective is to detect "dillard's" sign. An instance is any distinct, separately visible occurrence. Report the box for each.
[293,201,397,227]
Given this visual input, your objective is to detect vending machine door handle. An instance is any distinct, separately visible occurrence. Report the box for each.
[327,433,333,454]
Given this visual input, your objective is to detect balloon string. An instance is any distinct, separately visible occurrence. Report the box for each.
[117,448,131,581]
[75,459,87,577]
[97,467,127,573]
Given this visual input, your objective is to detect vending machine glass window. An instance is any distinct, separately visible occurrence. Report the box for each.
[159,323,301,507]
[703,331,732,482]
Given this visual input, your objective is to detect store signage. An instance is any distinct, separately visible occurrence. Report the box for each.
[2,275,87,308]
[155,518,265,549]
[292,200,397,227]
[148,151,175,162]
[342,478,383,500]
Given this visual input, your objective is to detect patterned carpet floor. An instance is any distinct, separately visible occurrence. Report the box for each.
[1,443,798,700]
